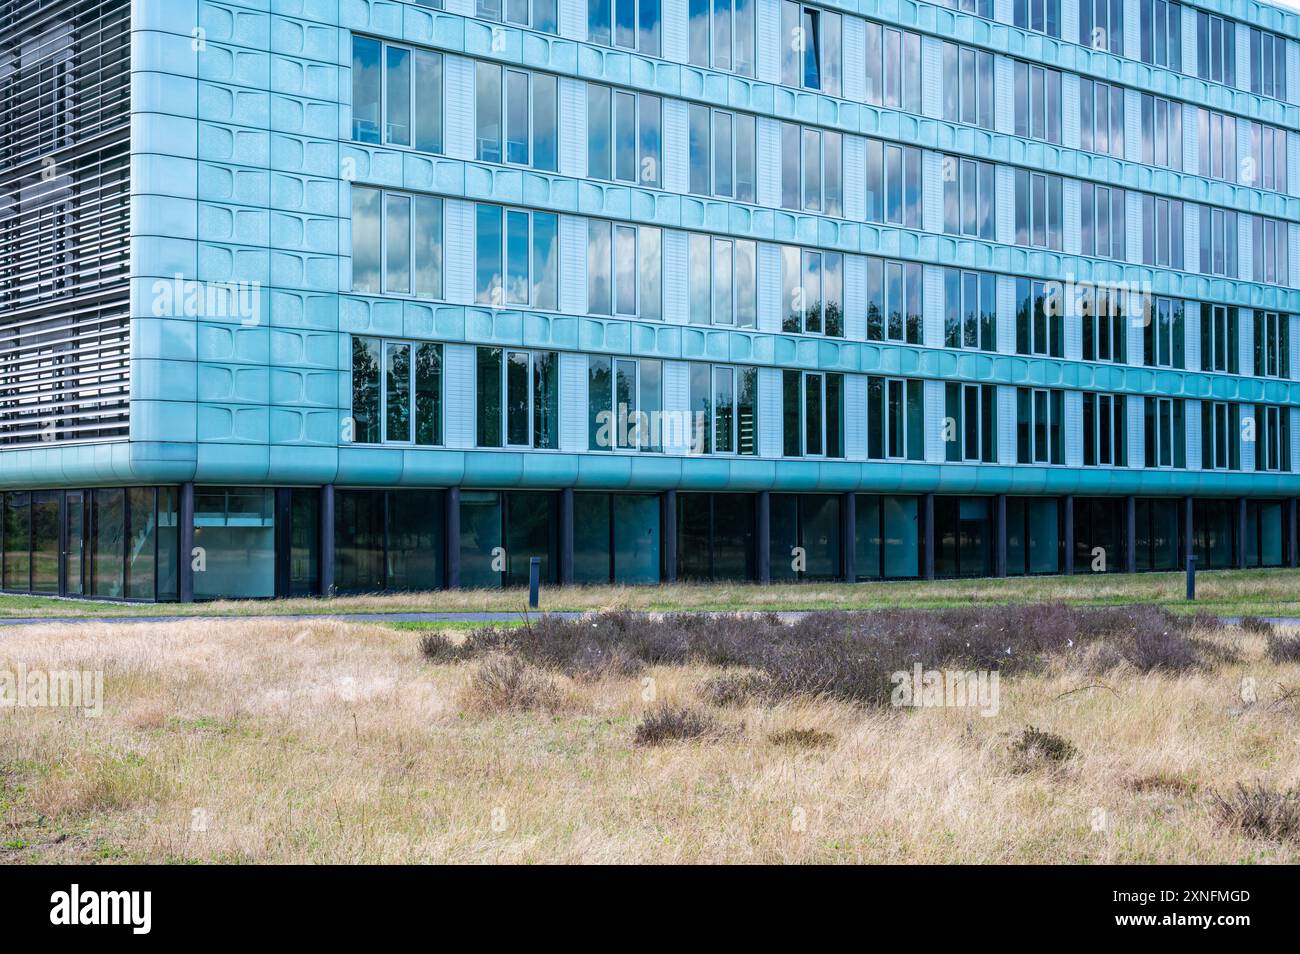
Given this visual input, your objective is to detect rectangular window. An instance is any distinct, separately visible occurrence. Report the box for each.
[586,220,661,319]
[781,2,840,95]
[1201,304,1239,374]
[1079,79,1125,159]
[475,204,559,309]
[865,257,921,344]
[864,139,922,229]
[1246,122,1288,194]
[1015,278,1063,357]
[1079,0,1123,55]
[688,108,756,203]
[1197,108,1237,182]
[1250,27,1288,101]
[588,84,660,188]
[781,246,843,337]
[1144,396,1186,468]
[688,364,758,455]
[942,156,995,240]
[779,122,841,216]
[1079,182,1126,261]
[1141,195,1183,268]
[1015,170,1063,250]
[781,370,843,458]
[590,0,660,56]
[1079,286,1127,363]
[588,356,663,452]
[1200,400,1240,470]
[864,22,921,114]
[1016,387,1064,465]
[942,42,994,130]
[475,64,557,172]
[866,376,924,461]
[478,0,557,31]
[943,268,996,351]
[1082,392,1127,466]
[687,0,754,75]
[944,383,997,463]
[351,38,443,152]
[941,0,993,20]
[1139,0,1182,71]
[1015,62,1061,144]
[1198,206,1238,278]
[351,188,443,299]
[351,338,443,447]
[1254,404,1291,472]
[687,234,756,327]
[1141,95,1183,171]
[1253,311,1290,379]
[1252,215,1290,287]
[477,348,559,449]
[1143,295,1185,369]
[1014,0,1060,38]
[1196,12,1235,85]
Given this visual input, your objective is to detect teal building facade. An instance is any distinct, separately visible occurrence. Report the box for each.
[2,0,1299,599]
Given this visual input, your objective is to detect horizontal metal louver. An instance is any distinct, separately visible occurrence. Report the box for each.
[0,0,130,447]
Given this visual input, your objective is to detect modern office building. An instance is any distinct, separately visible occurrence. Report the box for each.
[1,0,1298,601]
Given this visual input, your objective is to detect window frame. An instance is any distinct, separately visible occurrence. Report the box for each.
[1015,60,1062,145]
[476,346,560,450]
[350,187,445,300]
[351,36,445,154]
[1082,391,1127,467]
[781,369,844,459]
[587,354,664,453]
[350,336,444,447]
[688,362,759,456]
[1016,386,1065,466]
[866,375,923,462]
[474,203,560,310]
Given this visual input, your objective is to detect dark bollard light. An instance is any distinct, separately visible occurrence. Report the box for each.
[1186,554,1197,601]
[528,557,541,610]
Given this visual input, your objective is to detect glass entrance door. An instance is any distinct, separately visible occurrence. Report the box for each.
[65,491,85,595]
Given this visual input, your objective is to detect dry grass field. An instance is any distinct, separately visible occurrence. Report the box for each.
[7,567,1300,619]
[2,609,1299,864]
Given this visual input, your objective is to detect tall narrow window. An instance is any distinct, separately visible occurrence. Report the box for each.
[942,156,995,240]
[1016,387,1064,465]
[475,205,558,309]
[944,383,997,463]
[588,84,660,187]
[1080,0,1124,55]
[588,357,663,452]
[866,376,923,461]
[1015,278,1063,357]
[781,246,843,337]
[1015,62,1061,144]
[477,348,559,449]
[352,189,444,299]
[943,269,996,351]
[1201,304,1239,374]
[1015,171,1063,250]
[1143,295,1185,369]
[1014,0,1060,37]
[1082,392,1126,466]
[781,370,843,457]
[866,257,921,344]
[1144,397,1186,468]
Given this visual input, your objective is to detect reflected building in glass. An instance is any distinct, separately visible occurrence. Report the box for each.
[2,0,1300,599]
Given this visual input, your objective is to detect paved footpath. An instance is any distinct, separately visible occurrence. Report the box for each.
[2,611,1300,628]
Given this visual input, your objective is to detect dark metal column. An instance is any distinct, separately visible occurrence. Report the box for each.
[558,488,574,585]
[922,492,935,580]
[444,486,460,589]
[1183,496,1195,564]
[1062,495,1075,576]
[1124,495,1137,574]
[57,491,68,596]
[756,491,770,584]
[661,490,677,583]
[1287,498,1298,568]
[1236,496,1248,569]
[841,492,856,582]
[178,481,195,603]
[994,493,1008,577]
[274,488,292,598]
[319,483,335,596]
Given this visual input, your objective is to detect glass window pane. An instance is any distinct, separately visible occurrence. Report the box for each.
[351,37,381,143]
[385,342,411,442]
